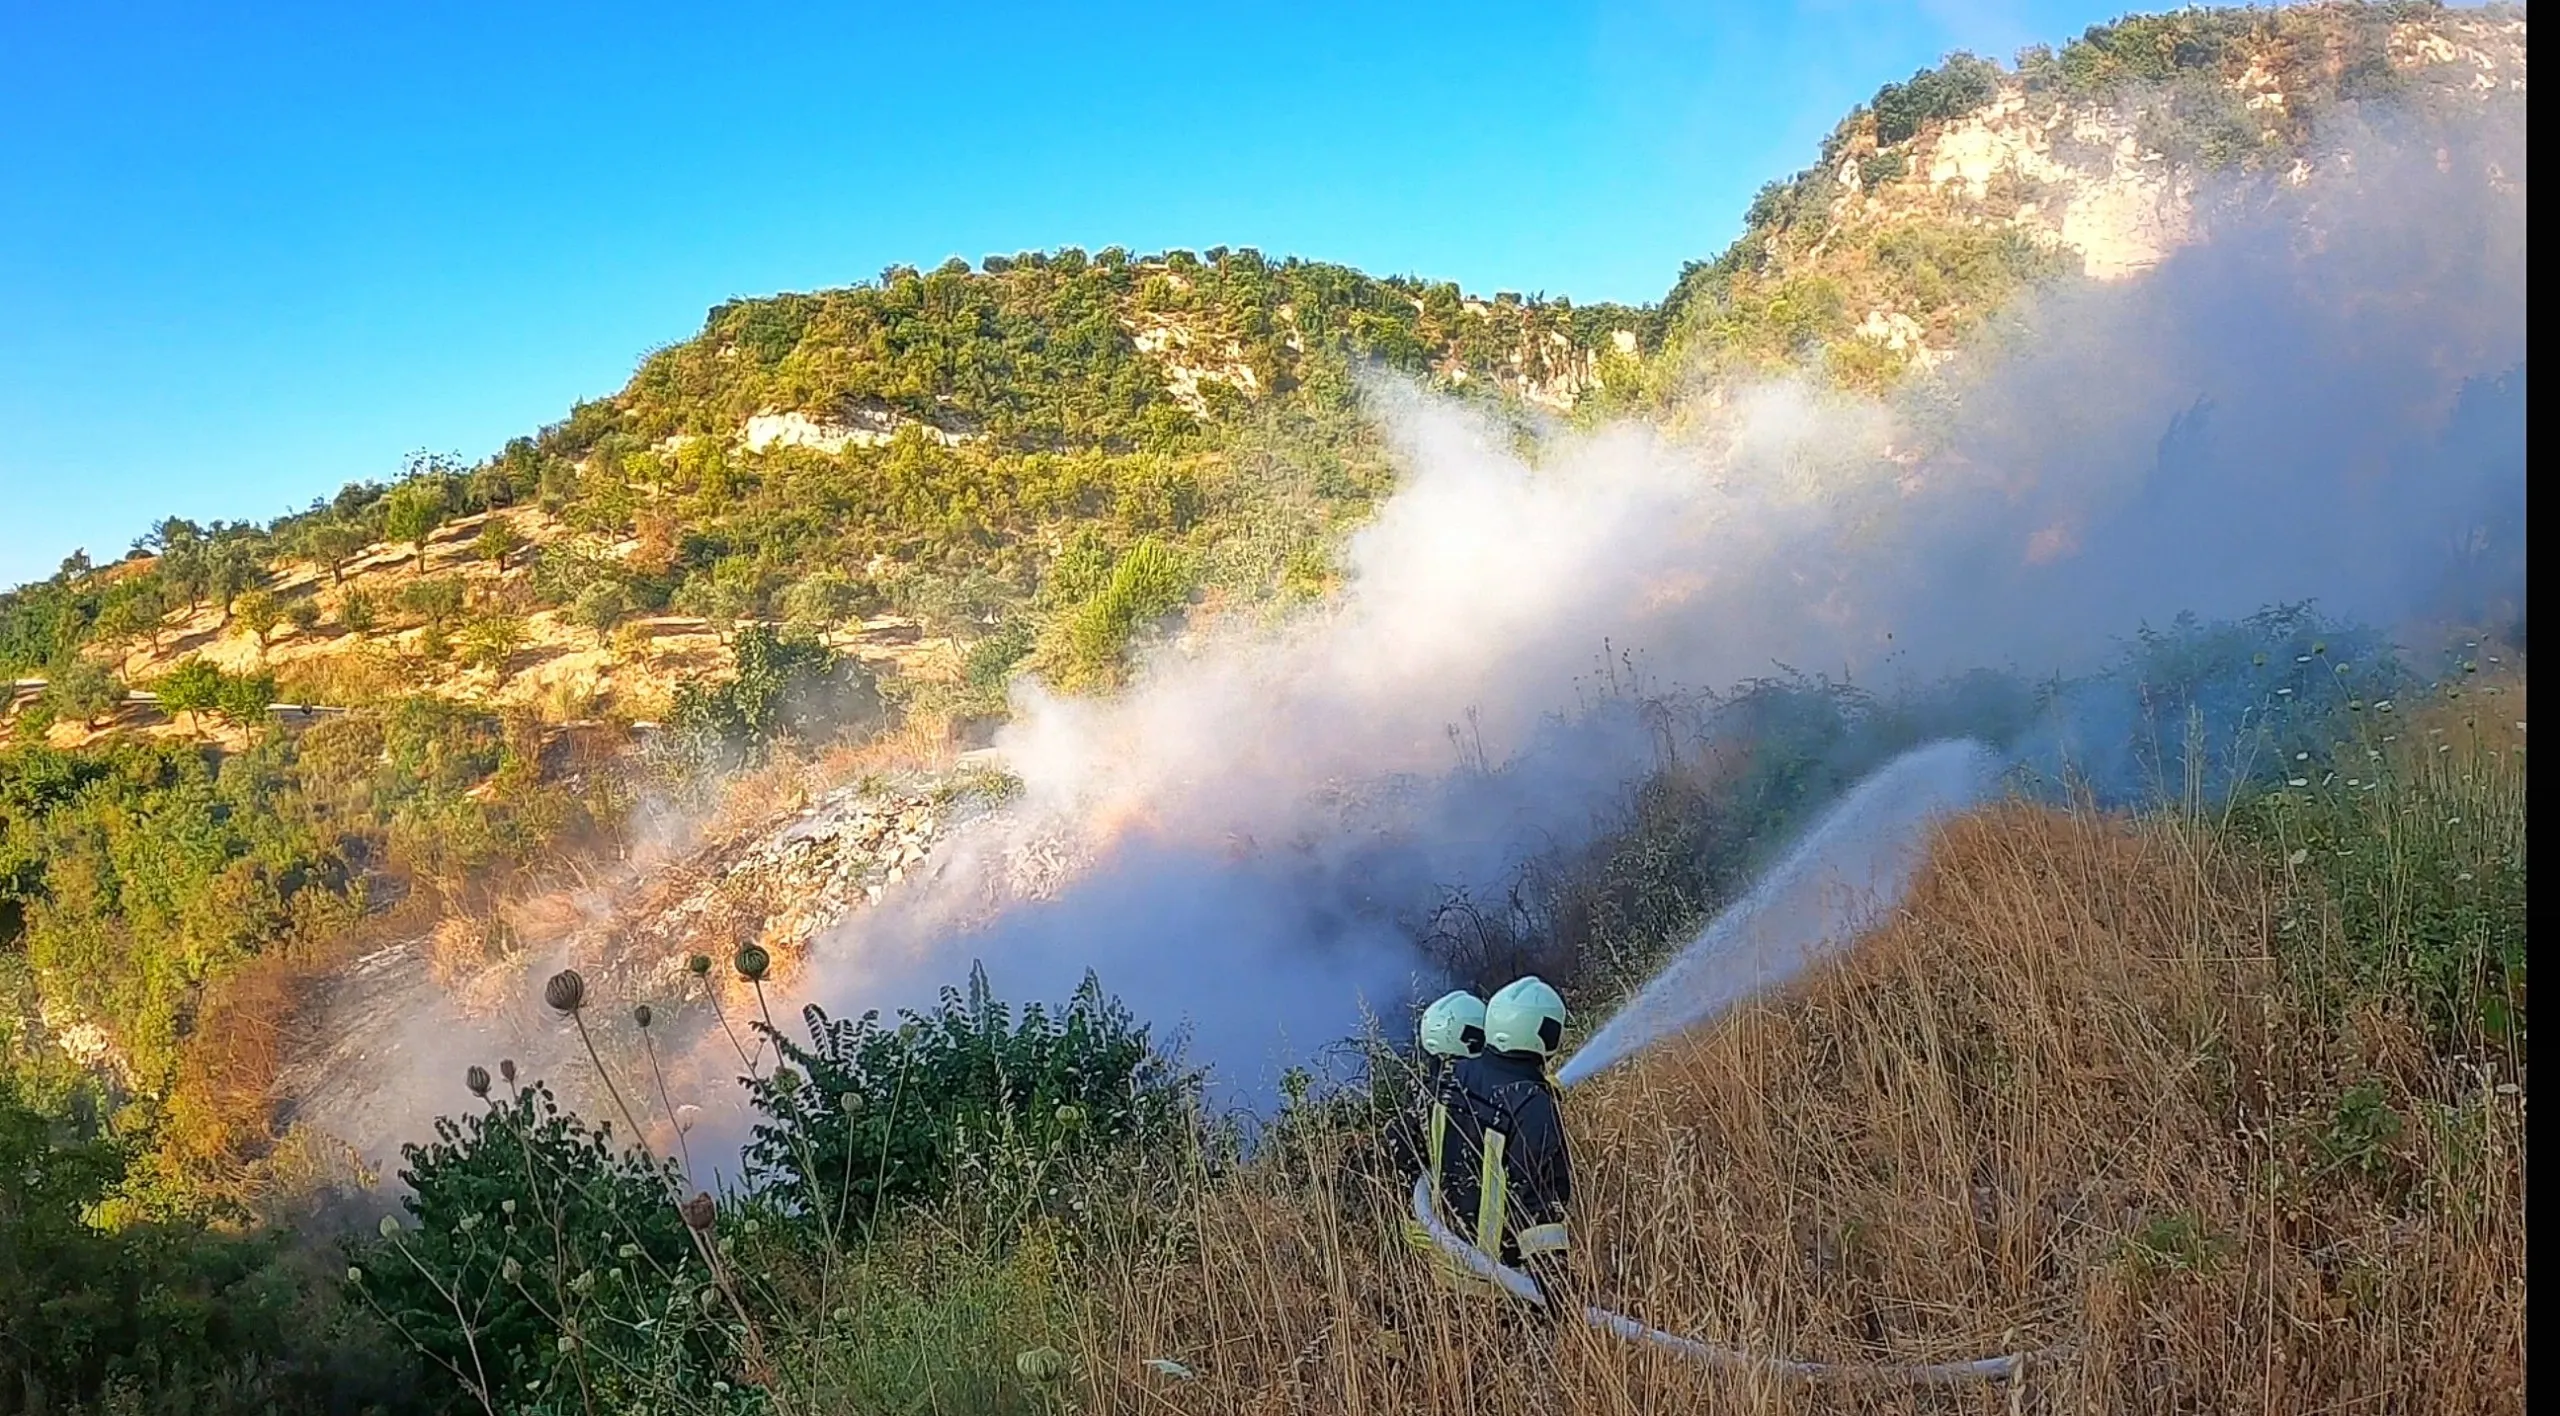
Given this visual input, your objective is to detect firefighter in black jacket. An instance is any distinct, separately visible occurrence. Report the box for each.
[1439,975,1574,1309]
[1393,991,1485,1211]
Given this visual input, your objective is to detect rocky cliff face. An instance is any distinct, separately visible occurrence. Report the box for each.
[1658,5,2528,386]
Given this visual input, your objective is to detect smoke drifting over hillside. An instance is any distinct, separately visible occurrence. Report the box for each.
[778,104,2524,1105]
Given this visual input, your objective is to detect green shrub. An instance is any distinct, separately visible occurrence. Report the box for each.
[40,656,122,727]
[745,966,1195,1234]
[360,1081,702,1410]
[236,588,285,648]
[1871,51,2001,144]
[395,575,466,628]
[1058,539,1194,686]
[473,518,525,567]
[663,625,881,769]
[457,612,528,679]
[569,578,631,636]
[0,1097,424,1413]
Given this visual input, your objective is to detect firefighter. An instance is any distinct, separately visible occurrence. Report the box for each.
[1395,990,1486,1201]
[1440,975,1574,1308]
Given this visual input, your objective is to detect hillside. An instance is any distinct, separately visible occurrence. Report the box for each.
[0,5,2530,1414]
[1,258,1650,733]
[4,6,2525,729]
[1653,3,2528,389]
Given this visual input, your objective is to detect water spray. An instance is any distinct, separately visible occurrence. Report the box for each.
[1555,737,2001,1086]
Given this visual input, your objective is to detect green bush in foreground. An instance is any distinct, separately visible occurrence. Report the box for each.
[0,1096,423,1414]
[745,965,1197,1236]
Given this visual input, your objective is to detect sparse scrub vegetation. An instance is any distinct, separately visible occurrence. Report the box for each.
[0,692,606,1213]
[1870,50,2002,144]
[340,586,381,634]
[660,625,881,774]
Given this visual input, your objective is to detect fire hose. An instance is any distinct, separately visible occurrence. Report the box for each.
[1407,1175,2060,1386]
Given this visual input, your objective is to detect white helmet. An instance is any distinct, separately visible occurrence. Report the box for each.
[1418,990,1487,1059]
[1484,976,1567,1058]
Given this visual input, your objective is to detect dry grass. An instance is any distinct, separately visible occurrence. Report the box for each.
[1079,805,2526,1413]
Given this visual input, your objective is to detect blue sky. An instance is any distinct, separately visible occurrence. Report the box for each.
[0,0,2137,589]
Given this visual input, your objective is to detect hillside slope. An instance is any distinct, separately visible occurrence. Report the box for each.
[0,7,2531,1413]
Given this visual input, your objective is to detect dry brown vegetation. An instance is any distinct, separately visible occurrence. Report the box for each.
[1079,801,2525,1414]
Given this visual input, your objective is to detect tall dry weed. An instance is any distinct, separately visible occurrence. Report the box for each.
[1081,805,2525,1413]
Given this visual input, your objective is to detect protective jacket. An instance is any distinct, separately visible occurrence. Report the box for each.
[1438,1048,1573,1285]
[1388,1058,1464,1197]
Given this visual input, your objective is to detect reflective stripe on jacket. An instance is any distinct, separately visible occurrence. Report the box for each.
[1436,1049,1573,1268]
[1425,1097,1450,1190]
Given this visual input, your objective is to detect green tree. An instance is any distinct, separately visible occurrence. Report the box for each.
[338,587,379,634]
[236,588,285,651]
[457,612,527,680]
[40,656,123,728]
[204,538,263,620]
[382,481,447,574]
[154,657,226,735]
[216,667,277,727]
[779,569,877,635]
[158,543,209,615]
[92,581,169,652]
[0,1098,425,1413]
[285,595,323,638]
[671,563,757,642]
[471,517,525,568]
[1871,52,2002,144]
[302,518,371,584]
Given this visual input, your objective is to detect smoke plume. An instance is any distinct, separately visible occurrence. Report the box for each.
[766,102,2524,1112]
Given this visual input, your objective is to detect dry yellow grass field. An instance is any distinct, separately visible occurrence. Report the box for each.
[1075,788,2525,1413]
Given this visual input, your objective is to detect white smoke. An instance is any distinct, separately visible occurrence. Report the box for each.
[765,99,2522,1110]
